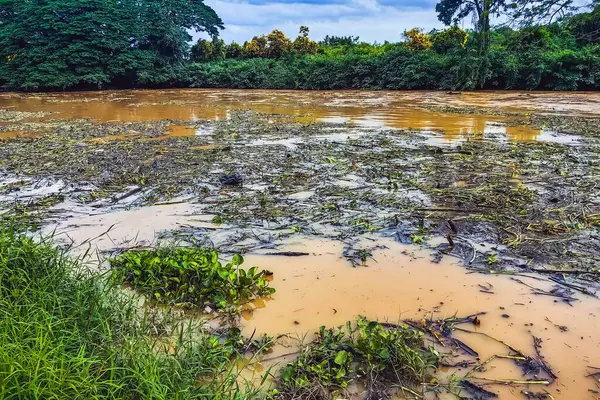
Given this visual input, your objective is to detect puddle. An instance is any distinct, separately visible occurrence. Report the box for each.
[0,177,68,203]
[240,237,600,399]
[0,130,38,139]
[536,131,582,145]
[165,124,214,138]
[4,90,600,141]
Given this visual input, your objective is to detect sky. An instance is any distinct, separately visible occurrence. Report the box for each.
[199,0,454,44]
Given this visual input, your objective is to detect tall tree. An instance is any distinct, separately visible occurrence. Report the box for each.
[507,0,600,28]
[293,26,319,55]
[436,0,507,54]
[265,30,293,58]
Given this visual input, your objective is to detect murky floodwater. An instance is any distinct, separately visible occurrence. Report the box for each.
[6,89,600,398]
[242,238,600,399]
[2,89,600,141]
[45,203,600,399]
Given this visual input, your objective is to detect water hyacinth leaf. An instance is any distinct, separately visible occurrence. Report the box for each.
[109,247,275,311]
[334,350,348,366]
[232,254,244,265]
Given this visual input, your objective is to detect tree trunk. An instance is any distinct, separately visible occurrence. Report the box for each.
[478,0,491,56]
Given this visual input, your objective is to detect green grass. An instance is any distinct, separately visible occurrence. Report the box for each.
[0,227,261,399]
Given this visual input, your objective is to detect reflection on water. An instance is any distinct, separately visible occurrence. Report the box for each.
[3,89,598,142]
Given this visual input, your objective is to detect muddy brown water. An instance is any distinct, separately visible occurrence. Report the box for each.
[46,203,600,399]
[5,89,600,398]
[2,89,600,141]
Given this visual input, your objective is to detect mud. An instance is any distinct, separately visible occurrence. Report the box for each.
[2,89,600,399]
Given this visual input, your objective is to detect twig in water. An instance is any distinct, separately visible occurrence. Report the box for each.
[533,335,557,384]
[454,327,524,356]
[470,377,550,385]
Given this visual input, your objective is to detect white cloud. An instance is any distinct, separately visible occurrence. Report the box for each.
[198,0,447,43]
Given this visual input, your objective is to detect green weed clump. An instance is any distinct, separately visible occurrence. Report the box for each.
[277,317,440,399]
[110,247,275,310]
[0,227,261,399]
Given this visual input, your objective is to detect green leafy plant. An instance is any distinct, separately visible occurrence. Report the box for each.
[411,234,425,245]
[486,253,499,264]
[110,247,275,310]
[278,317,440,398]
[280,324,355,390]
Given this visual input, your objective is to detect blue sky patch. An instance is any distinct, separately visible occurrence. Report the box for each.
[200,0,451,43]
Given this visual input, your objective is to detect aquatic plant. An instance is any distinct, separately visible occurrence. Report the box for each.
[110,247,275,310]
[277,317,440,399]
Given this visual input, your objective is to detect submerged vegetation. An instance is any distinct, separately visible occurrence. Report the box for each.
[277,318,440,399]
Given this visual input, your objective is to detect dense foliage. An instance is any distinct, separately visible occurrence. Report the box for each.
[0,0,222,90]
[0,0,599,90]
[189,7,600,91]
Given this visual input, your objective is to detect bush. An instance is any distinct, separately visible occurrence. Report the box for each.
[278,317,440,398]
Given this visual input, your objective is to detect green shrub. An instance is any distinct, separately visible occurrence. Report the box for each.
[278,317,440,397]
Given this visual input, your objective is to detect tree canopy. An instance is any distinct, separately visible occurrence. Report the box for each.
[0,0,223,90]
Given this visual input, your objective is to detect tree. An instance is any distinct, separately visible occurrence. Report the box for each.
[566,4,600,44]
[431,27,470,53]
[226,42,245,59]
[244,36,268,58]
[509,0,579,26]
[320,35,360,46]
[293,26,319,55]
[0,0,223,90]
[436,0,507,54]
[403,28,433,50]
[212,37,226,61]
[191,39,214,62]
[266,29,293,58]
